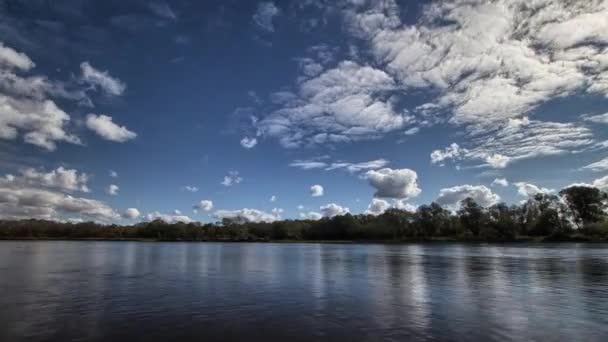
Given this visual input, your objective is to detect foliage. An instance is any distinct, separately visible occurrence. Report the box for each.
[1,186,607,242]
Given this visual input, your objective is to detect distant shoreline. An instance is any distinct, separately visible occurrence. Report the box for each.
[1,236,605,243]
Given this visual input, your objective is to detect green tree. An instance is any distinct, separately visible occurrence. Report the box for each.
[559,186,607,228]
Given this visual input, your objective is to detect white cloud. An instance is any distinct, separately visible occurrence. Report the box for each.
[0,172,119,222]
[80,62,126,96]
[123,208,140,220]
[0,167,90,194]
[514,182,555,197]
[299,211,322,220]
[259,61,411,147]
[365,168,421,199]
[20,167,90,193]
[404,127,419,135]
[583,112,608,124]
[289,159,327,170]
[221,170,242,186]
[253,2,280,32]
[214,208,281,223]
[194,200,213,212]
[0,42,34,70]
[567,175,608,192]
[109,170,118,178]
[326,159,389,173]
[106,184,119,196]
[431,120,594,168]
[581,157,608,172]
[491,178,509,187]
[591,176,608,191]
[431,143,465,165]
[0,42,127,151]
[310,184,324,197]
[436,185,500,208]
[349,0,608,124]
[182,185,199,192]
[240,136,258,149]
[290,157,388,172]
[270,195,276,202]
[320,203,349,218]
[85,114,136,142]
[485,154,511,169]
[393,199,417,212]
[365,198,390,215]
[0,94,81,150]
[145,211,193,223]
[262,0,608,164]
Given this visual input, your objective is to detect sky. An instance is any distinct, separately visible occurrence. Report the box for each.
[0,0,608,224]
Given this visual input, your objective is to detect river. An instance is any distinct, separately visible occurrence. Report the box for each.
[0,241,607,341]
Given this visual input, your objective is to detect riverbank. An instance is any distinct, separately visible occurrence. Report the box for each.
[1,234,606,243]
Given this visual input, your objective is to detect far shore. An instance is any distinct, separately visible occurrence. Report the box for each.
[1,236,605,244]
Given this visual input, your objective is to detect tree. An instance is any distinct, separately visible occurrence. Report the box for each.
[458,197,486,236]
[559,186,608,228]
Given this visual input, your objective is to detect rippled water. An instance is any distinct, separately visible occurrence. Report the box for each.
[0,241,607,341]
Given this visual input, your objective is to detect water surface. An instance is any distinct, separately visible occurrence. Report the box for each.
[0,241,607,341]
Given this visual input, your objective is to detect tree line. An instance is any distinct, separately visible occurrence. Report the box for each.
[1,186,607,242]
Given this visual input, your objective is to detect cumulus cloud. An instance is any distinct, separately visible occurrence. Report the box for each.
[431,143,465,166]
[581,157,608,172]
[0,42,34,70]
[194,200,213,212]
[85,114,137,143]
[106,184,119,196]
[123,208,140,220]
[513,182,555,197]
[310,184,324,197]
[591,176,608,191]
[262,0,608,169]
[365,198,390,215]
[253,2,280,32]
[214,208,281,223]
[320,203,349,218]
[258,61,412,147]
[0,43,124,151]
[221,171,242,187]
[270,195,276,202]
[366,198,418,215]
[80,62,126,96]
[109,170,118,178]
[491,178,509,187]
[365,168,421,199]
[20,167,89,192]
[0,94,81,150]
[145,211,193,223]
[240,137,257,149]
[0,172,118,222]
[347,0,608,124]
[436,185,500,209]
[393,199,417,212]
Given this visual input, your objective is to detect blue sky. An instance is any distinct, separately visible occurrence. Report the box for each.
[0,0,607,223]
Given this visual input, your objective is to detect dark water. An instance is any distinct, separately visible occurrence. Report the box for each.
[0,242,607,341]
